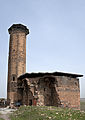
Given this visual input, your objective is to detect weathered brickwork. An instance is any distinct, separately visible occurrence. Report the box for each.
[17,73,82,109]
[7,24,83,109]
[7,24,29,106]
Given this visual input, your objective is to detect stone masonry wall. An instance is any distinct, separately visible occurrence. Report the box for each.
[55,76,80,109]
[19,75,80,109]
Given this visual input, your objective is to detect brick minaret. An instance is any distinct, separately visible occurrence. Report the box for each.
[7,24,29,106]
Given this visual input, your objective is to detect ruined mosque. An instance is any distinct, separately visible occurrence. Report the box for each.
[7,24,83,109]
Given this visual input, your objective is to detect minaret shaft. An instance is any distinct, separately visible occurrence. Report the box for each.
[7,24,29,106]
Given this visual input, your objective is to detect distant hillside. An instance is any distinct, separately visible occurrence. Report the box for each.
[80,98,85,111]
[80,98,85,102]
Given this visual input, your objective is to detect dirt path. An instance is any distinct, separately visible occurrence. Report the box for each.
[0,108,16,120]
[0,114,10,120]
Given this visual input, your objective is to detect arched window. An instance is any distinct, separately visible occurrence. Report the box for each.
[12,74,16,81]
[13,76,15,81]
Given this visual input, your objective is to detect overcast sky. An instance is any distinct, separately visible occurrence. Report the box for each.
[0,0,85,98]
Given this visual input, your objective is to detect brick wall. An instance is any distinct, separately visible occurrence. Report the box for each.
[56,76,80,109]
[7,24,29,106]
[19,75,80,109]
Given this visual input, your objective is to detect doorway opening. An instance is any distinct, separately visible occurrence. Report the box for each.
[29,99,32,106]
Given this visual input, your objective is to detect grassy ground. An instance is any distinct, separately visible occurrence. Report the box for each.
[10,106,85,120]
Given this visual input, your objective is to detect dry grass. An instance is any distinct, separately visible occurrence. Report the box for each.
[10,106,85,120]
[0,118,4,120]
